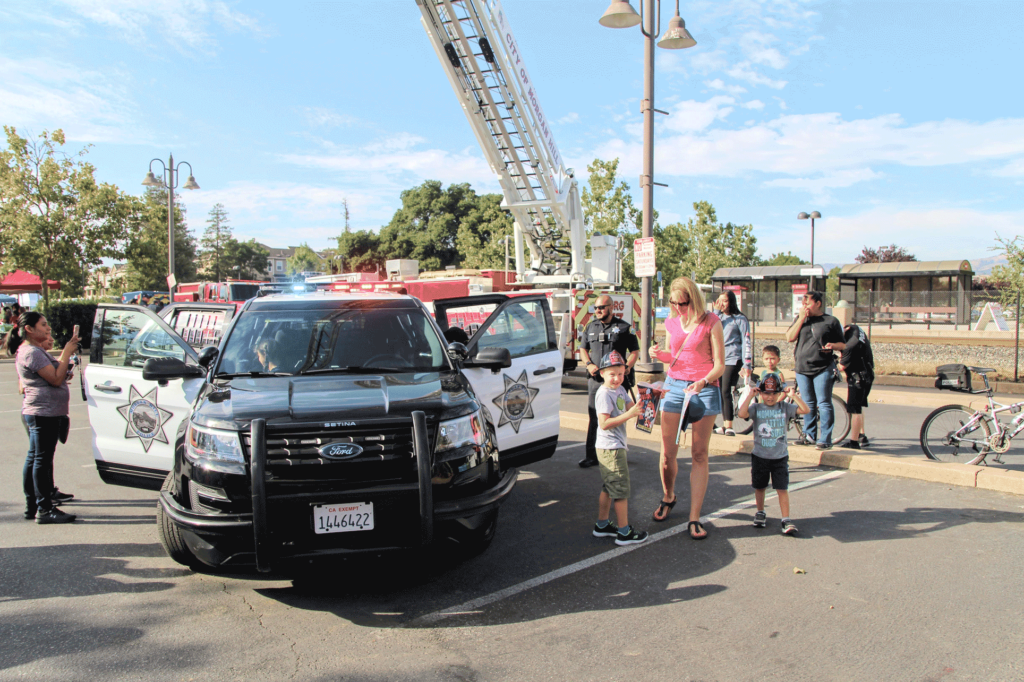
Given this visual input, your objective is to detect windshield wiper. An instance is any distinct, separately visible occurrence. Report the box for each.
[216,371,293,378]
[298,366,364,375]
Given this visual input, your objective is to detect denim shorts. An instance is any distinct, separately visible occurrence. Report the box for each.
[661,377,722,416]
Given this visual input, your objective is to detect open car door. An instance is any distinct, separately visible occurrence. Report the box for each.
[84,304,205,490]
[434,294,561,471]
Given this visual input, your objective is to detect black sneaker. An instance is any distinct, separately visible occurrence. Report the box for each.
[840,440,860,450]
[781,519,798,535]
[36,508,76,524]
[578,458,598,469]
[615,527,649,546]
[592,521,619,538]
[753,510,767,528]
[816,442,832,450]
[23,508,37,521]
[859,434,870,446]
[51,489,74,503]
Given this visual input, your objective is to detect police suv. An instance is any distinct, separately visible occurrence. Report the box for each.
[84,291,562,571]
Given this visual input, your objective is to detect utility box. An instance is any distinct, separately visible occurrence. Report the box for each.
[590,234,620,286]
[386,259,419,281]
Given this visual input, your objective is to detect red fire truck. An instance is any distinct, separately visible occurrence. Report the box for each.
[173,279,267,309]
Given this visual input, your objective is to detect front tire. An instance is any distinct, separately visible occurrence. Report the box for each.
[831,396,851,443]
[443,509,499,559]
[157,473,198,568]
[920,405,991,465]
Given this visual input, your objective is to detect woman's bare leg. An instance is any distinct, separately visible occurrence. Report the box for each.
[656,411,681,519]
[688,415,716,531]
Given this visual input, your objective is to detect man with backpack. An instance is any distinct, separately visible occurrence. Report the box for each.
[834,303,874,449]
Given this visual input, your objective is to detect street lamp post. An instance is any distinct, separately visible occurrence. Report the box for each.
[142,154,200,296]
[600,0,696,373]
[797,210,821,290]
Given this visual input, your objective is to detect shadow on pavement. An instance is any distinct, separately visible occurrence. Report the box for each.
[0,612,146,672]
[0,543,185,602]
[794,506,1024,542]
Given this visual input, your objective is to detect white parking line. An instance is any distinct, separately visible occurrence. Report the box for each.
[415,470,847,624]
[555,442,585,451]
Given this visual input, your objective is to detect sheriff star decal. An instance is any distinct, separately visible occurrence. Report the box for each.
[492,370,540,434]
[116,386,174,452]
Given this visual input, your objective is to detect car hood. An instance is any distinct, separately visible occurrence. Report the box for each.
[192,371,477,430]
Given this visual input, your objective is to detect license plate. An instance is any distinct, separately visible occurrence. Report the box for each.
[313,502,374,534]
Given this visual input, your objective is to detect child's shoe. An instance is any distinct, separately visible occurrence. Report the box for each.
[753,510,767,528]
[615,526,649,546]
[781,519,798,535]
[592,521,619,538]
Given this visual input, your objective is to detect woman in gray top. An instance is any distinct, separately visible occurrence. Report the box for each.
[713,291,752,436]
[11,311,80,524]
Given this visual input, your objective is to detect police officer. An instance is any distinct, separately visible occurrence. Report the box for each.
[578,294,639,468]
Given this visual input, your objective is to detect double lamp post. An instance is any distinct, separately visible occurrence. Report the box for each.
[142,154,200,296]
[599,0,696,374]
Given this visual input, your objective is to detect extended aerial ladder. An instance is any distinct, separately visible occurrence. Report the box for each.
[414,0,621,288]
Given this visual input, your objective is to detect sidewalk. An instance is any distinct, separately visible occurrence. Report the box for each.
[558,407,1024,497]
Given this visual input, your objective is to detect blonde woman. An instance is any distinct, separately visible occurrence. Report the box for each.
[648,277,725,540]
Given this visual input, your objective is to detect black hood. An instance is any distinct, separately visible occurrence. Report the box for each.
[192,371,477,430]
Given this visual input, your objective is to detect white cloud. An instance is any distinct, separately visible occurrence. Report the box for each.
[663,97,735,133]
[763,169,884,204]
[705,79,747,95]
[0,56,142,143]
[991,158,1024,178]
[727,62,787,89]
[742,100,765,110]
[51,0,261,52]
[558,112,580,125]
[302,107,359,129]
[740,31,788,69]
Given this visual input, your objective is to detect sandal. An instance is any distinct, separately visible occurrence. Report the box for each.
[652,496,677,522]
[688,521,708,540]
[713,426,725,435]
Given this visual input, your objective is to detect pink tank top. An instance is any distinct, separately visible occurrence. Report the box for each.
[656,313,720,384]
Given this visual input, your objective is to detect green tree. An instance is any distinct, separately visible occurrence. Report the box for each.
[989,234,1024,310]
[123,187,198,291]
[456,193,517,270]
[580,158,650,290]
[825,266,841,297]
[762,251,807,266]
[224,238,269,280]
[336,229,382,273]
[664,201,759,285]
[287,243,323,277]
[377,181,482,271]
[199,203,232,281]
[0,127,140,303]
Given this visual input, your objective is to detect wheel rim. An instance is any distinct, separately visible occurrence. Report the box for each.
[922,407,989,463]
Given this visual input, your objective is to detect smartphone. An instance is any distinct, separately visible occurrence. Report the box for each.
[73,324,80,337]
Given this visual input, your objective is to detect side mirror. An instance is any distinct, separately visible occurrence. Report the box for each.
[447,341,469,361]
[143,357,207,382]
[464,347,512,370]
[197,345,220,369]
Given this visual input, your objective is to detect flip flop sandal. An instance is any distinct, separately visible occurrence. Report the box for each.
[652,497,677,522]
[688,521,708,540]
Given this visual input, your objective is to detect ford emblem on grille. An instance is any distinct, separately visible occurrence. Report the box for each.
[318,442,364,460]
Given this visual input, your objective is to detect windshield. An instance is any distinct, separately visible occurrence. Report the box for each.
[229,284,260,301]
[216,305,450,376]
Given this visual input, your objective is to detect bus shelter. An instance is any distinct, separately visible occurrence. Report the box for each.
[711,265,826,323]
[837,260,973,327]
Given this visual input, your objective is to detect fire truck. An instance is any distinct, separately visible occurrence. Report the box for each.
[172,279,267,309]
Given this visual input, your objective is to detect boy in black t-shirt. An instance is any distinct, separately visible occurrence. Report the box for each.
[785,291,845,449]
[834,304,874,449]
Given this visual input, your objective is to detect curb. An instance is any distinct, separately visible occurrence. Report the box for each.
[559,411,1024,496]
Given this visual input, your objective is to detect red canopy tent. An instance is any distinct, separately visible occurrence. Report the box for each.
[0,270,61,293]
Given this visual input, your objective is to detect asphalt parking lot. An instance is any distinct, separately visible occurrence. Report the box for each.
[2,363,1023,681]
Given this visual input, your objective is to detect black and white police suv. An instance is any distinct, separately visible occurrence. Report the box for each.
[84,291,562,571]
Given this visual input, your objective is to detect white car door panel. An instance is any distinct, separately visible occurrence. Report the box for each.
[85,305,201,490]
[434,294,561,470]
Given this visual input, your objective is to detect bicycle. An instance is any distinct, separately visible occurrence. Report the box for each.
[920,365,1024,465]
[728,371,851,443]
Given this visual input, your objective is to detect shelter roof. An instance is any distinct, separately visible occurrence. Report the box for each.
[838,260,973,278]
[711,265,825,281]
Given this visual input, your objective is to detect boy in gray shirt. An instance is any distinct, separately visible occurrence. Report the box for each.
[738,372,809,534]
[592,351,647,546]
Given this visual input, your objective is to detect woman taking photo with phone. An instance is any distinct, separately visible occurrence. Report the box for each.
[9,312,79,524]
[649,277,725,540]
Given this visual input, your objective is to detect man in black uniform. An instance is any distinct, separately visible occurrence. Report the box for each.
[578,294,639,468]
[835,307,874,449]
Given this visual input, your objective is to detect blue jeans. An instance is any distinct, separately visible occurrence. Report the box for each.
[795,366,836,445]
[22,414,62,513]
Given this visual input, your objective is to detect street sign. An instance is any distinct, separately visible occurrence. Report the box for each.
[166,274,177,289]
[634,237,656,278]
[800,267,824,277]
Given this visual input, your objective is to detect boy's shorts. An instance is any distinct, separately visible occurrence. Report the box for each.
[597,448,631,499]
[751,455,789,490]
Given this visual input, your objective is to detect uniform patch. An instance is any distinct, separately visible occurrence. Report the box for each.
[116,385,174,452]
[491,370,540,434]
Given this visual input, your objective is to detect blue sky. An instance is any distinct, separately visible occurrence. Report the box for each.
[2,0,1022,266]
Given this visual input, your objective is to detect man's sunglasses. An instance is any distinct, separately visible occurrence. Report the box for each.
[594,304,611,310]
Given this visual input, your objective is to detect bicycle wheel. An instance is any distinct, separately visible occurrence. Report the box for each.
[831,396,851,443]
[731,385,757,435]
[920,405,992,464]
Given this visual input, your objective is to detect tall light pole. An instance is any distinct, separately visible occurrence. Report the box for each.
[798,210,821,290]
[142,154,200,296]
[600,0,696,373]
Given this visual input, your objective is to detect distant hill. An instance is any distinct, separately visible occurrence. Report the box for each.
[971,255,1008,276]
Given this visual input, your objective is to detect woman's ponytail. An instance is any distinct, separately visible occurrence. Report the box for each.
[7,311,43,355]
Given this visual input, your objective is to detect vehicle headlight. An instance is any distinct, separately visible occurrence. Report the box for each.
[185,422,244,464]
[435,411,486,453]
